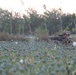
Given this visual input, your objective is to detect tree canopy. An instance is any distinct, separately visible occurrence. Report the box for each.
[0,7,76,35]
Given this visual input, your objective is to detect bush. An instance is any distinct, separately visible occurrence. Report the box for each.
[0,32,28,41]
[35,27,49,42]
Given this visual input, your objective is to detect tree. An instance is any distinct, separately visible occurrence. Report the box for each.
[62,14,74,31]
[23,15,32,35]
[43,9,61,34]
[72,13,76,33]
[26,8,45,34]
[0,8,13,33]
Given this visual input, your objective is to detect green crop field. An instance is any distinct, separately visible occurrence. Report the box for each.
[0,41,76,75]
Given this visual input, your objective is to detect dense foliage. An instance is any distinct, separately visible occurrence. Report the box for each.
[0,41,76,75]
[0,8,76,35]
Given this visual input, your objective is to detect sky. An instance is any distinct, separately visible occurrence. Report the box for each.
[0,0,76,15]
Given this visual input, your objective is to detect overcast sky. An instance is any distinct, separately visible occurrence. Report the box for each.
[0,0,76,14]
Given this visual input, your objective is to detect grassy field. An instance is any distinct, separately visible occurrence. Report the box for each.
[0,41,76,75]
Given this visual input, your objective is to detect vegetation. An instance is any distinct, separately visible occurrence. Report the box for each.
[0,41,76,75]
[0,5,76,75]
[0,32,27,41]
[0,7,76,36]
[35,27,49,41]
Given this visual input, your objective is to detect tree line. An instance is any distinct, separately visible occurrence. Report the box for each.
[0,7,76,36]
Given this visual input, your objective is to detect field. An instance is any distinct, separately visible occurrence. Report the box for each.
[0,40,76,75]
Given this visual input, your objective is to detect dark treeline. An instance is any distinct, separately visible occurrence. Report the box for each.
[0,7,76,36]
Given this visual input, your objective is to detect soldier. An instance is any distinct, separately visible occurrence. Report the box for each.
[62,31,72,44]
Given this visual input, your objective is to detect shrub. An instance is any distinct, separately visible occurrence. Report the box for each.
[0,32,28,41]
[35,27,49,42]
